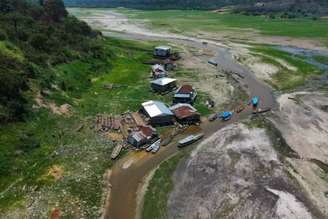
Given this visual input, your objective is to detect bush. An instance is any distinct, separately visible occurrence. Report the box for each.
[28,33,49,51]
[0,29,8,40]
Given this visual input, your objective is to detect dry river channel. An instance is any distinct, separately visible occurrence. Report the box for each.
[97,29,278,219]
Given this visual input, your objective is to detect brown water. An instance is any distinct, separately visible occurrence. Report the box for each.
[99,31,276,219]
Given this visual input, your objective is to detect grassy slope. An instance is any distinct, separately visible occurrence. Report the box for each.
[0,37,210,217]
[250,46,322,90]
[115,9,328,39]
[314,55,328,65]
[0,38,152,217]
[142,152,185,219]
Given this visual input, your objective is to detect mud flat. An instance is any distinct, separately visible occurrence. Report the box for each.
[270,92,328,216]
[167,123,320,219]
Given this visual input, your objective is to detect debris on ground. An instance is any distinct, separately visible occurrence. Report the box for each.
[107,132,124,142]
[95,114,121,132]
[205,99,215,108]
[47,165,64,181]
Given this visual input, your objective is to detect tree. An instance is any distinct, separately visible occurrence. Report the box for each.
[43,0,67,22]
[0,0,13,13]
[6,12,24,35]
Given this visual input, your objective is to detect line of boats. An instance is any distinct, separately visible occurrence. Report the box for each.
[144,132,204,154]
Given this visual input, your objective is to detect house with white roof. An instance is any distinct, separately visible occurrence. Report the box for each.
[150,77,177,93]
[154,46,171,58]
[141,100,174,126]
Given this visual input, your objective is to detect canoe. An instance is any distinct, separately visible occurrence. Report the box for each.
[221,111,233,121]
[151,139,161,153]
[178,133,204,147]
[146,139,160,152]
[208,113,218,122]
[111,143,124,160]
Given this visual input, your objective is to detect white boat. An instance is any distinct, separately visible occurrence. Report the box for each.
[111,143,124,160]
[151,139,161,153]
[178,133,204,147]
[146,139,160,152]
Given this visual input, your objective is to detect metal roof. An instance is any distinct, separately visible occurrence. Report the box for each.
[170,103,199,119]
[142,101,173,118]
[150,77,176,86]
[155,46,171,50]
[177,85,193,94]
[174,93,191,99]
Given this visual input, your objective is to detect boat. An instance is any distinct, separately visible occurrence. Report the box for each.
[208,113,218,122]
[151,139,161,153]
[220,111,233,121]
[146,139,160,152]
[251,96,259,107]
[161,136,172,146]
[235,105,246,113]
[208,60,218,66]
[178,133,204,147]
[252,107,271,114]
[111,143,124,160]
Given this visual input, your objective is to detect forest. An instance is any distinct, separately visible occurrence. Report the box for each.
[0,0,103,123]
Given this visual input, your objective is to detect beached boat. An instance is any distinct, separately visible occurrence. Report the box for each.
[220,111,233,121]
[111,143,124,160]
[178,133,204,147]
[151,139,161,153]
[146,139,160,152]
[208,113,218,122]
[252,107,271,114]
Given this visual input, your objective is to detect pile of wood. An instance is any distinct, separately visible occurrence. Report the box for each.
[95,114,121,132]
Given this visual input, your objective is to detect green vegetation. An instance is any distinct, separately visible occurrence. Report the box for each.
[314,55,328,65]
[0,0,101,123]
[0,25,210,218]
[0,33,188,217]
[251,46,322,90]
[115,9,328,39]
[142,152,185,219]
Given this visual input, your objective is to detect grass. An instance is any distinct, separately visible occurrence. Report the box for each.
[0,37,212,217]
[250,45,322,90]
[114,9,328,39]
[141,152,185,219]
[0,41,24,63]
[0,37,153,217]
[314,55,328,65]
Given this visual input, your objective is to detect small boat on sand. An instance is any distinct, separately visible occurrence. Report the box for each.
[151,139,161,153]
[208,113,218,122]
[111,143,124,160]
[146,139,160,152]
[178,133,204,147]
[252,107,271,114]
[220,111,233,121]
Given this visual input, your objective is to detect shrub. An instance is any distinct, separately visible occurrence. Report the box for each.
[0,29,8,40]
